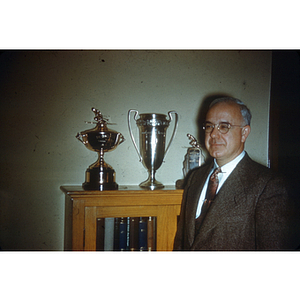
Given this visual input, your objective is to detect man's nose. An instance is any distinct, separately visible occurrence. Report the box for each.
[210,126,220,138]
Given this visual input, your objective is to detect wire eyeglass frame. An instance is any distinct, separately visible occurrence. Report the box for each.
[203,122,245,134]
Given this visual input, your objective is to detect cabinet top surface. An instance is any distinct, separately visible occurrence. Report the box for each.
[60,185,183,195]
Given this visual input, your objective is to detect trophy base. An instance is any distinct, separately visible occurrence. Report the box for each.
[83,181,118,191]
[139,179,164,190]
[83,166,118,191]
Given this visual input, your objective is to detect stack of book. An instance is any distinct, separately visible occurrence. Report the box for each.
[96,217,156,251]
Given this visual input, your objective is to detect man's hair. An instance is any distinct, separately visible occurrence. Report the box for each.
[209,97,252,126]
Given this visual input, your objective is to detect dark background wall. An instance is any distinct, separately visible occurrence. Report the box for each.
[270,50,300,199]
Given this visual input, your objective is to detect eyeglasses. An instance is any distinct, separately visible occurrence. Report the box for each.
[203,122,245,134]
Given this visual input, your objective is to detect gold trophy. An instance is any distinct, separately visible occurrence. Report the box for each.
[76,108,125,190]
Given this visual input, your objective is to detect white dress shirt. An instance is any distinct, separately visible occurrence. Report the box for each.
[195,151,245,218]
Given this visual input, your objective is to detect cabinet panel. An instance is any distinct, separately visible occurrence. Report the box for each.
[61,186,183,251]
[96,206,159,218]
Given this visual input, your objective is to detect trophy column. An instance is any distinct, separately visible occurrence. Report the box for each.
[83,149,118,191]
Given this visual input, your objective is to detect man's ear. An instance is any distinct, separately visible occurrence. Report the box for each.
[241,125,251,142]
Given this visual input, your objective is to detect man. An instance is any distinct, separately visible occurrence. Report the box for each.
[174,97,300,250]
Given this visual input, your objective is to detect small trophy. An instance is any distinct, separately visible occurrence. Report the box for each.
[128,109,178,190]
[176,134,205,189]
[76,108,125,190]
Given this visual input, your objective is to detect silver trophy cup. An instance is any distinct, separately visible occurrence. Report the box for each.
[128,110,178,190]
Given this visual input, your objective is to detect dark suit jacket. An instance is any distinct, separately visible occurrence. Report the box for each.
[174,152,300,250]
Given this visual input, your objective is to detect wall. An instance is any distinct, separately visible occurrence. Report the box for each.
[0,50,272,250]
[270,50,300,198]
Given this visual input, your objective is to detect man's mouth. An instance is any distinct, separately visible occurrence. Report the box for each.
[210,141,223,147]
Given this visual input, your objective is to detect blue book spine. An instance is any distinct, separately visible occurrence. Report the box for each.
[126,217,130,250]
[119,217,127,251]
[113,218,120,250]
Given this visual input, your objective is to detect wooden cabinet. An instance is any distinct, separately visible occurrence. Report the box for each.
[61,185,183,251]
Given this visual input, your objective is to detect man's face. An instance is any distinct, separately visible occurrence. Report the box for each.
[204,102,250,166]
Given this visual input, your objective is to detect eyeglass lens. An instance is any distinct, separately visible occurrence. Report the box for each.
[203,123,230,133]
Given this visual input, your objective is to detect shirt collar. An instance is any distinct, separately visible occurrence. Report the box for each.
[214,150,245,174]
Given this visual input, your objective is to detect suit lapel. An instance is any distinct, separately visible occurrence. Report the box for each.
[185,162,213,247]
[191,155,250,249]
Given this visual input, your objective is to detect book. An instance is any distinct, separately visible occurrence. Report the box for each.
[119,217,127,251]
[139,217,148,251]
[148,216,156,251]
[113,218,120,250]
[126,217,130,250]
[96,218,105,251]
[108,216,158,251]
[104,218,114,251]
[129,217,139,251]
[153,216,157,250]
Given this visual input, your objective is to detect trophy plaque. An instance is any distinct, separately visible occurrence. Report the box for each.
[182,134,205,177]
[76,108,125,191]
[128,109,178,190]
[176,133,205,189]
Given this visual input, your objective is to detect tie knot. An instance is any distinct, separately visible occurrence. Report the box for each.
[210,167,221,181]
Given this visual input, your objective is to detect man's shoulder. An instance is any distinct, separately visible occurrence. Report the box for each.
[240,153,276,175]
[238,153,286,186]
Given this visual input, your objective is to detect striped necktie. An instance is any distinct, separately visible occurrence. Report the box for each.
[195,167,221,230]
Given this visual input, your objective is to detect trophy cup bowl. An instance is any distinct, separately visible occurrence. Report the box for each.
[76,108,125,191]
[128,109,178,190]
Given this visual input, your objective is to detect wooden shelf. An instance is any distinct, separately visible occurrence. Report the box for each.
[61,185,183,251]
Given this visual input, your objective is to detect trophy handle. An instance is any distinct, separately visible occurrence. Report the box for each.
[165,111,178,156]
[76,133,85,144]
[128,109,143,162]
[117,133,125,145]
